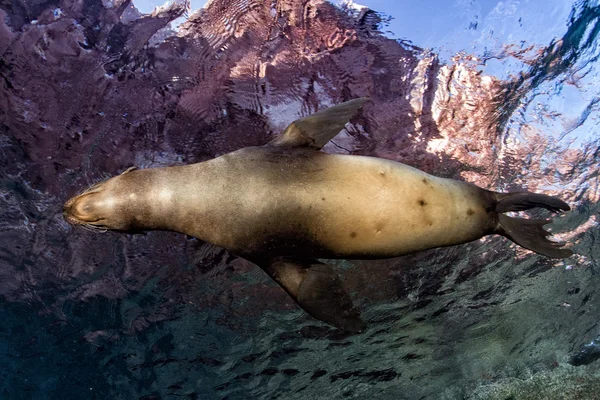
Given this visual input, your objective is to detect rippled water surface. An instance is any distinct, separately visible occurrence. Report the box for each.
[1,0,599,399]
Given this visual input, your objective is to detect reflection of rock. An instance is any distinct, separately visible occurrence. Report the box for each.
[0,0,599,398]
[0,0,506,310]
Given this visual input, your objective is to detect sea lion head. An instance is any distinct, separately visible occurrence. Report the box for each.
[63,179,123,231]
[63,168,140,232]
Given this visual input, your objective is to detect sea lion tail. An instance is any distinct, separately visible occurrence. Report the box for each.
[494,192,573,258]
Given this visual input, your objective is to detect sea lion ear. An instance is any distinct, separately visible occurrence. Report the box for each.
[261,258,366,333]
[120,166,138,175]
[268,97,368,150]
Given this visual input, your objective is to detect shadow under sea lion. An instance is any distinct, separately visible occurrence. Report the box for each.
[63,98,573,333]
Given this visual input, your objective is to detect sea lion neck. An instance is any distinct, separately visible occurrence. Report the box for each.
[115,164,213,234]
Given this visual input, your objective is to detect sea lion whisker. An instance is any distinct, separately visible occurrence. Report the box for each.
[77,224,95,232]
[78,181,104,196]
[81,224,108,233]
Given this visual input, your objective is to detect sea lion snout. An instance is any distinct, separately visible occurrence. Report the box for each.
[63,192,106,225]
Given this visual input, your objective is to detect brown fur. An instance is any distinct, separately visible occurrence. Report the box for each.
[64,146,499,260]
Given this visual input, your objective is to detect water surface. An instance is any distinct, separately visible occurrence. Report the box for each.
[0,0,599,399]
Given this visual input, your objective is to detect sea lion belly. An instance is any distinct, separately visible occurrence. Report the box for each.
[294,153,496,258]
[179,147,496,259]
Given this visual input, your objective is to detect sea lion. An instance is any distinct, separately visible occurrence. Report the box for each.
[63,98,572,332]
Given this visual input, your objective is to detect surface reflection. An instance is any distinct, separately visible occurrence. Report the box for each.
[0,0,598,399]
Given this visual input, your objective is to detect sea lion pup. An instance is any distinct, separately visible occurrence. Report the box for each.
[63,98,572,332]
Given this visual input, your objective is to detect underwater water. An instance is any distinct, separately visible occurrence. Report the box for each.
[1,0,600,398]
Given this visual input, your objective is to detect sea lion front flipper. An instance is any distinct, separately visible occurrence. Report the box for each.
[261,258,366,333]
[268,97,368,150]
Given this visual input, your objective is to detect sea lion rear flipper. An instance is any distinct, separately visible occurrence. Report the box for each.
[494,191,573,258]
[496,215,573,258]
[268,97,368,150]
[261,259,366,333]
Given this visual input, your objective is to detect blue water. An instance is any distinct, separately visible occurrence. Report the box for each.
[0,0,599,399]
